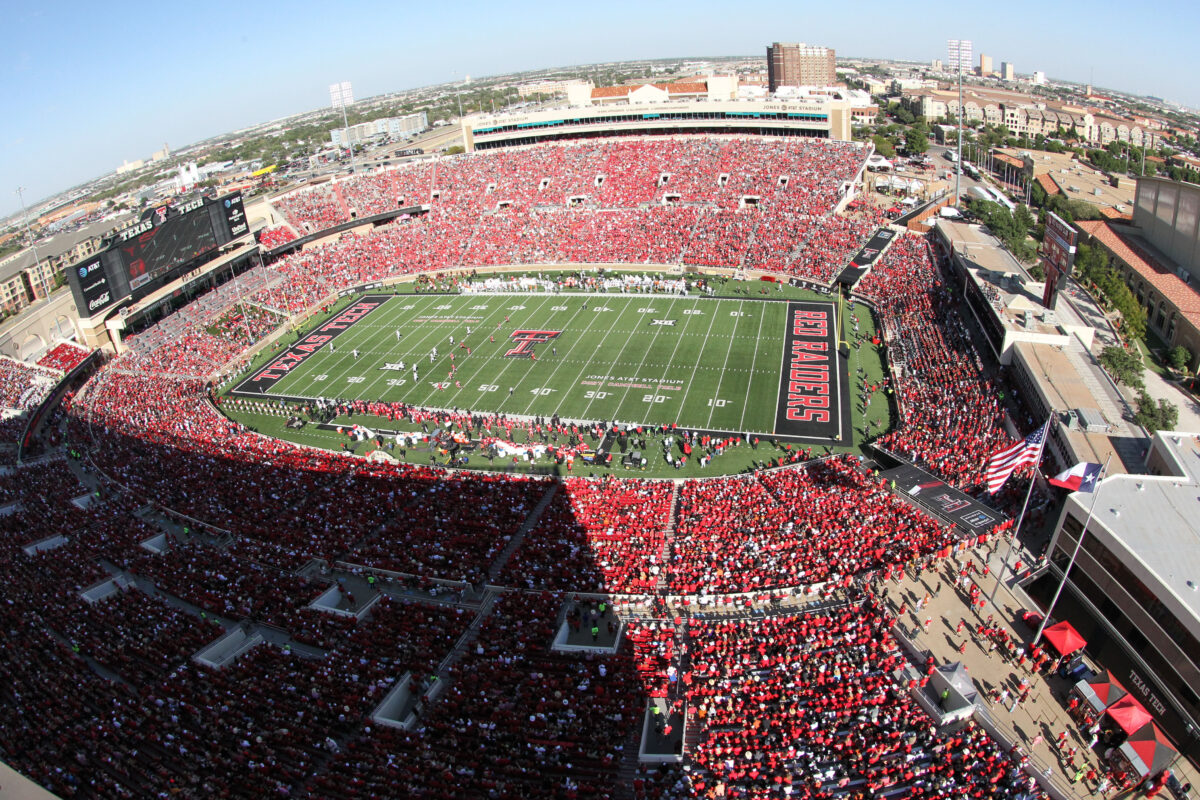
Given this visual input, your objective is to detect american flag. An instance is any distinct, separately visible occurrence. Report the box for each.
[985,421,1048,493]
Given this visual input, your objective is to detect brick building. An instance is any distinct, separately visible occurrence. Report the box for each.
[766,42,836,91]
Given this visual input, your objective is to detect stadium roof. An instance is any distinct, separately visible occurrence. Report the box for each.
[590,82,708,99]
[1083,469,1200,630]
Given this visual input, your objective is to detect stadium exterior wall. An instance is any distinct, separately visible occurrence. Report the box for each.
[463,98,853,151]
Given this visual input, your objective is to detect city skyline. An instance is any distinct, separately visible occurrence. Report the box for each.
[2,0,1197,219]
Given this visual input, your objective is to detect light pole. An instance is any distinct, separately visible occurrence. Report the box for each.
[15,187,50,301]
[949,40,972,209]
[453,72,464,120]
[330,81,358,175]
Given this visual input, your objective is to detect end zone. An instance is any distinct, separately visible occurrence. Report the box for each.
[232,294,393,395]
[774,300,852,444]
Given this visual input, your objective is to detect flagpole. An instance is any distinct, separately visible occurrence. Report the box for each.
[1032,454,1111,647]
[988,416,1052,606]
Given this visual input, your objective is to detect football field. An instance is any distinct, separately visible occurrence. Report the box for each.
[232,291,850,441]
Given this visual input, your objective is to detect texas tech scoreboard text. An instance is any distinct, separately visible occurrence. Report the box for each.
[67,192,249,318]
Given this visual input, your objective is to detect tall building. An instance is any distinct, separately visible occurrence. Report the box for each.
[766,42,836,91]
[1000,62,1015,81]
[1032,71,1047,85]
[978,54,993,76]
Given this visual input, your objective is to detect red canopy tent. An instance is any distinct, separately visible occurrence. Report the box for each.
[1117,723,1177,778]
[1074,670,1127,713]
[1106,695,1153,735]
[1042,620,1087,655]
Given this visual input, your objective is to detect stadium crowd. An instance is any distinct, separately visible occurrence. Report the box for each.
[260,137,875,291]
[258,224,299,249]
[0,355,62,441]
[0,136,1069,799]
[636,597,1046,800]
[36,341,92,373]
[857,234,1013,490]
[664,455,959,594]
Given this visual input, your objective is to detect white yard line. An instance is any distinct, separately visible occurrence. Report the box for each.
[671,298,724,427]
[267,296,401,400]
[438,293,559,409]
[606,296,698,421]
[736,308,768,432]
[576,296,662,421]
[357,295,508,401]
[704,300,746,428]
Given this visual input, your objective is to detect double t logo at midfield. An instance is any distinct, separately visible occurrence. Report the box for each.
[504,330,561,358]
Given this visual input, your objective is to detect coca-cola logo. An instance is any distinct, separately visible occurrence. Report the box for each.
[88,291,111,312]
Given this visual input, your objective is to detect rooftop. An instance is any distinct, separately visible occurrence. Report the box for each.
[1014,341,1097,410]
[1077,220,1200,326]
[995,147,1136,213]
[590,82,708,100]
[1086,470,1200,628]
[994,147,1076,177]
[936,220,1067,334]
[1151,430,1200,483]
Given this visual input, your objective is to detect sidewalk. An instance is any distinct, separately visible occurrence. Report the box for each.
[1062,275,1200,431]
[882,532,1199,799]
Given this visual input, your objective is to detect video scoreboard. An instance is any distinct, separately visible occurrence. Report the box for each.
[67,192,249,318]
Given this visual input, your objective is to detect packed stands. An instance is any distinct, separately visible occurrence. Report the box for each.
[857,235,1011,490]
[643,598,1042,799]
[258,224,299,249]
[36,341,91,373]
[0,355,61,441]
[0,134,1052,798]
[265,137,872,284]
[664,456,958,594]
[501,476,674,592]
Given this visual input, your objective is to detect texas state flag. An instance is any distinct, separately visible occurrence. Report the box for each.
[1048,462,1103,492]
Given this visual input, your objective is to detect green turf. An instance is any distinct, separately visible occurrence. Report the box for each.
[245,292,793,436]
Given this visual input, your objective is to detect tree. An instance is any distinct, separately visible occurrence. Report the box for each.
[904,126,929,155]
[1134,391,1179,433]
[1099,345,1145,388]
[1013,204,1035,236]
[1030,178,1048,209]
[966,199,1038,262]
[1074,242,1109,284]
[871,135,895,158]
[445,145,465,155]
[1169,345,1193,373]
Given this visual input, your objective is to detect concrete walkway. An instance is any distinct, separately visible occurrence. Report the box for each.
[882,529,1199,799]
[1061,276,1200,431]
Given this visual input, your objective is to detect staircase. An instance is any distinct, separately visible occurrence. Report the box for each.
[332,184,352,221]
[486,483,560,583]
[654,483,682,592]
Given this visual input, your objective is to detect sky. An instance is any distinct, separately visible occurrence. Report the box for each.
[3,0,1198,220]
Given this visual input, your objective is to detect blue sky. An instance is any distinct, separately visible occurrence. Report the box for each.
[2,0,1197,219]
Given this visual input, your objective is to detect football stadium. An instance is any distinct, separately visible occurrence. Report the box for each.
[4,128,1082,797]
